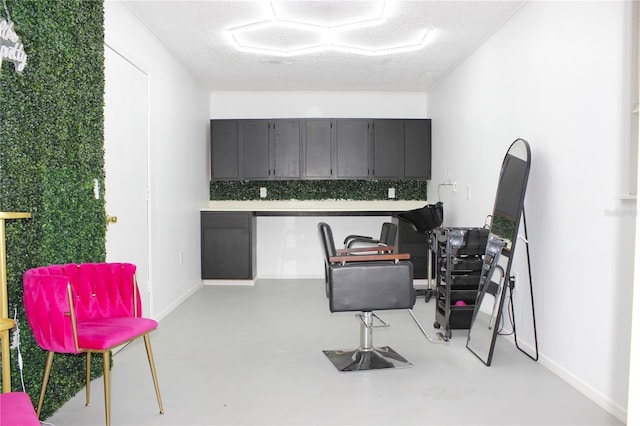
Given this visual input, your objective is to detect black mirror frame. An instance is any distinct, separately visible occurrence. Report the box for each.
[466,138,531,366]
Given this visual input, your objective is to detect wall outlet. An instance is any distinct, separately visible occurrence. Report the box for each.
[179,250,184,265]
[259,187,267,198]
[388,187,396,199]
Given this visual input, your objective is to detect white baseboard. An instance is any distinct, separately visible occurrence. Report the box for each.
[202,279,255,286]
[255,274,323,280]
[153,281,202,322]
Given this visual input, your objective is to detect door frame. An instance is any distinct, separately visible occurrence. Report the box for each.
[104,42,153,316]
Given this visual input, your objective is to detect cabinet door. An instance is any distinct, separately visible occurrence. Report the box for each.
[210,120,239,180]
[336,119,369,178]
[404,119,432,179]
[201,227,251,278]
[272,120,301,178]
[240,120,270,179]
[372,120,402,178]
[304,119,333,179]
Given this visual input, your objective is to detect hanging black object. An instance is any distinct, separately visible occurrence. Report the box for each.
[397,202,444,303]
[397,202,444,234]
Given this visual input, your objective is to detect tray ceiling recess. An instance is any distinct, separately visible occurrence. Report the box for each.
[124,0,526,91]
[226,1,432,57]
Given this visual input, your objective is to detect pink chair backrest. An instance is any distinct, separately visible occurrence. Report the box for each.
[60,263,139,320]
[23,263,139,354]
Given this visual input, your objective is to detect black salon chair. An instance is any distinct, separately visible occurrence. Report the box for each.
[397,202,444,302]
[318,222,416,371]
[343,222,397,249]
[322,224,397,298]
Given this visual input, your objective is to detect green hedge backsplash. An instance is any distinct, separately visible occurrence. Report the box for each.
[0,0,105,419]
[211,180,428,200]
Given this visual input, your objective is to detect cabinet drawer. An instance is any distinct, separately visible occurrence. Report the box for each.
[201,212,251,228]
[438,272,481,289]
[438,256,483,272]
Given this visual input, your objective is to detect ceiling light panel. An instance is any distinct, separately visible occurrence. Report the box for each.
[226,0,432,57]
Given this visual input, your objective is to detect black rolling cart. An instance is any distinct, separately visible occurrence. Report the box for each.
[433,227,488,339]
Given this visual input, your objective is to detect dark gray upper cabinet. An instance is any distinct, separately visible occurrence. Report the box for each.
[303,119,334,179]
[210,118,431,181]
[240,120,270,179]
[228,119,302,180]
[372,120,402,178]
[404,119,432,179]
[272,120,301,179]
[211,120,239,179]
[336,119,370,178]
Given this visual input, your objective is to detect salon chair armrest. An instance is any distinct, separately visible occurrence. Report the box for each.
[336,245,395,255]
[329,252,410,263]
[343,234,373,245]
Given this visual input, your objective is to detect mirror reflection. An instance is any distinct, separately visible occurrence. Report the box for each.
[466,139,531,366]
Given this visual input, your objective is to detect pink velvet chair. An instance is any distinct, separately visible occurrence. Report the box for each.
[0,391,40,425]
[22,263,164,426]
[0,319,40,426]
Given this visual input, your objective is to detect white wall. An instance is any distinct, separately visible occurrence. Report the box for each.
[256,216,391,279]
[210,92,428,119]
[211,92,429,278]
[106,1,634,418]
[105,2,210,319]
[428,1,633,421]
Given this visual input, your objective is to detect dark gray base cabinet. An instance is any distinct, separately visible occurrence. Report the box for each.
[201,211,256,279]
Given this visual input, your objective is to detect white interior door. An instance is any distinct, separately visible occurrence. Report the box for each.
[104,45,152,317]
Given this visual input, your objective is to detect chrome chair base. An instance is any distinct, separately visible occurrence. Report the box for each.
[323,346,413,372]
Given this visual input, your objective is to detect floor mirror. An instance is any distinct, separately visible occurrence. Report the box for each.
[466,138,531,366]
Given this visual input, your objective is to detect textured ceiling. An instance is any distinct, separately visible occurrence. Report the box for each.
[124,0,526,92]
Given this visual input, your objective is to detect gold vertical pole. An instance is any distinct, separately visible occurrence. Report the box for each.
[0,211,30,393]
[0,318,15,393]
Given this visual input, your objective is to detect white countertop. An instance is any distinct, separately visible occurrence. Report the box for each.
[204,200,428,212]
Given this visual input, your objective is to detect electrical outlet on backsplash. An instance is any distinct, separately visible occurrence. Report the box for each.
[210,180,428,201]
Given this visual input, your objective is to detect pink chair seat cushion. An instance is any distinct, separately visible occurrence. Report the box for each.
[0,392,40,425]
[76,317,157,351]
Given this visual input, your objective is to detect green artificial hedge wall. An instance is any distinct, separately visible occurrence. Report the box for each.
[211,179,428,201]
[0,0,105,419]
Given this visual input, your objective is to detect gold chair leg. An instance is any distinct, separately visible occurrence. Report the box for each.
[85,352,92,406]
[36,351,55,417]
[1,329,12,393]
[143,334,164,414]
[103,351,111,426]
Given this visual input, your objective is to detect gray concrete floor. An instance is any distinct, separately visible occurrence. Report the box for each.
[47,279,622,425]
